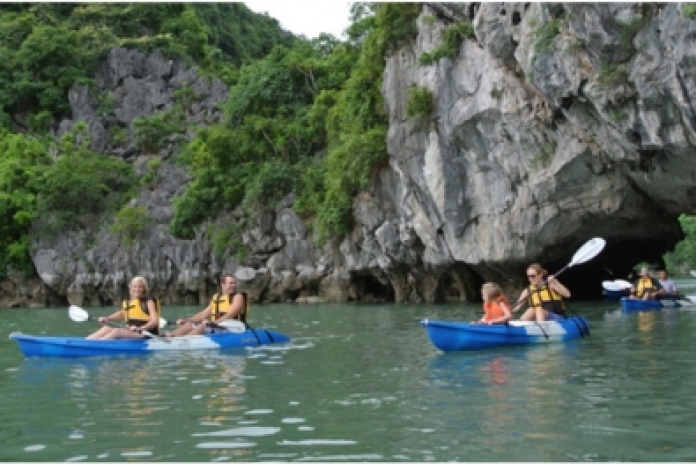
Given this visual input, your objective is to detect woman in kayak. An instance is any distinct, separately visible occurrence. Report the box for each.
[476,282,512,324]
[86,276,160,339]
[511,263,570,322]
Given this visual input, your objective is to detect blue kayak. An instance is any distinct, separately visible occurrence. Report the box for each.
[10,328,290,358]
[420,316,590,352]
[603,289,630,300]
[620,297,681,311]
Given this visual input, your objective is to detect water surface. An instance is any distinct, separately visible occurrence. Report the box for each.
[2,283,696,461]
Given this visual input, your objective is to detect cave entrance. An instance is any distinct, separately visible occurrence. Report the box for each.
[351,273,395,303]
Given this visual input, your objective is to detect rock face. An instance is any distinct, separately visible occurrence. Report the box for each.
[15,4,696,309]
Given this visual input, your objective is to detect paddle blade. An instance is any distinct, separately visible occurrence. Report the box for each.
[569,237,606,267]
[68,305,90,323]
[614,279,632,289]
[217,320,246,333]
[603,281,629,292]
[686,295,696,304]
[159,317,168,329]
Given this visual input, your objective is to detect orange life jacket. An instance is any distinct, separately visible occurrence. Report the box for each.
[483,296,511,322]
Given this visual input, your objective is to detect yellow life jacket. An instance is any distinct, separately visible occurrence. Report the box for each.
[527,284,566,315]
[635,277,658,298]
[122,298,160,334]
[210,292,248,323]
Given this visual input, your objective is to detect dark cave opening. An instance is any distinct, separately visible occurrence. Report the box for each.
[351,273,395,303]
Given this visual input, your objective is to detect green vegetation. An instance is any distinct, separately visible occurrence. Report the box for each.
[532,4,567,59]
[0,2,429,269]
[171,3,423,244]
[609,108,627,123]
[406,86,434,118]
[36,124,136,232]
[111,204,152,246]
[529,141,557,169]
[599,64,629,86]
[0,3,294,129]
[684,4,696,20]
[665,215,696,274]
[418,21,474,66]
[0,123,134,275]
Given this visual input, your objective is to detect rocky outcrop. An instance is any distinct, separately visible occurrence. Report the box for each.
[15,4,696,308]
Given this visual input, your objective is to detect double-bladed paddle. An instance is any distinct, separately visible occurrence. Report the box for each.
[511,237,606,312]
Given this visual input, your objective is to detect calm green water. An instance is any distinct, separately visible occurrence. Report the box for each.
[2,283,696,461]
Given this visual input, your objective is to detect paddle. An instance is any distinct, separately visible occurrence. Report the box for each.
[511,237,607,312]
[602,281,632,292]
[68,305,170,342]
[215,320,247,333]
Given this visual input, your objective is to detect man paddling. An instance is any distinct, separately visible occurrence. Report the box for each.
[629,267,664,300]
[166,272,247,337]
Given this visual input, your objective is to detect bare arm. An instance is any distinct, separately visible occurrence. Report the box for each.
[99,310,125,324]
[177,305,212,325]
[548,276,570,298]
[511,289,530,313]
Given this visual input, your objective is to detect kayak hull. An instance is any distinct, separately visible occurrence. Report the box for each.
[603,289,629,300]
[9,329,290,358]
[420,316,590,352]
[620,297,680,311]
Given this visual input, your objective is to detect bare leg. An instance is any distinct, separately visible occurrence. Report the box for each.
[519,308,536,321]
[86,326,116,340]
[102,328,146,340]
[188,322,207,336]
[167,322,196,337]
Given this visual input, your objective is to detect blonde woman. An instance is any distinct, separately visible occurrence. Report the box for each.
[477,282,512,324]
[511,263,570,322]
[86,276,160,340]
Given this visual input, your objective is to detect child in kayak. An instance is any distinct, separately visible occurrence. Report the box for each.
[477,282,512,324]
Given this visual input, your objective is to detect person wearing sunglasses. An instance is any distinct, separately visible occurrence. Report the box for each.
[511,263,570,322]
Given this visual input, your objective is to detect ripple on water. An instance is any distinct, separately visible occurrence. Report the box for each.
[278,439,357,446]
[295,454,384,461]
[192,426,281,437]
[24,444,45,452]
[196,442,256,449]
[121,451,152,457]
[281,418,305,424]
[245,409,273,415]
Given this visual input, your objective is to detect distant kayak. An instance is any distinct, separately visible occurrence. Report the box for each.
[620,297,681,311]
[10,328,290,358]
[420,316,590,352]
[603,288,630,300]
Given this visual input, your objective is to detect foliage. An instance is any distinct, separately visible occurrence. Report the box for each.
[110,204,152,246]
[0,130,51,274]
[529,141,557,169]
[406,86,434,119]
[664,215,696,274]
[533,4,566,57]
[599,64,629,86]
[684,4,696,20]
[35,123,136,232]
[0,3,296,129]
[170,33,357,240]
[418,21,474,66]
[133,109,184,155]
[309,3,422,240]
[207,221,248,261]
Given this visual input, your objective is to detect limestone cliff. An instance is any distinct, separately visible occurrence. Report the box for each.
[15,3,696,308]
